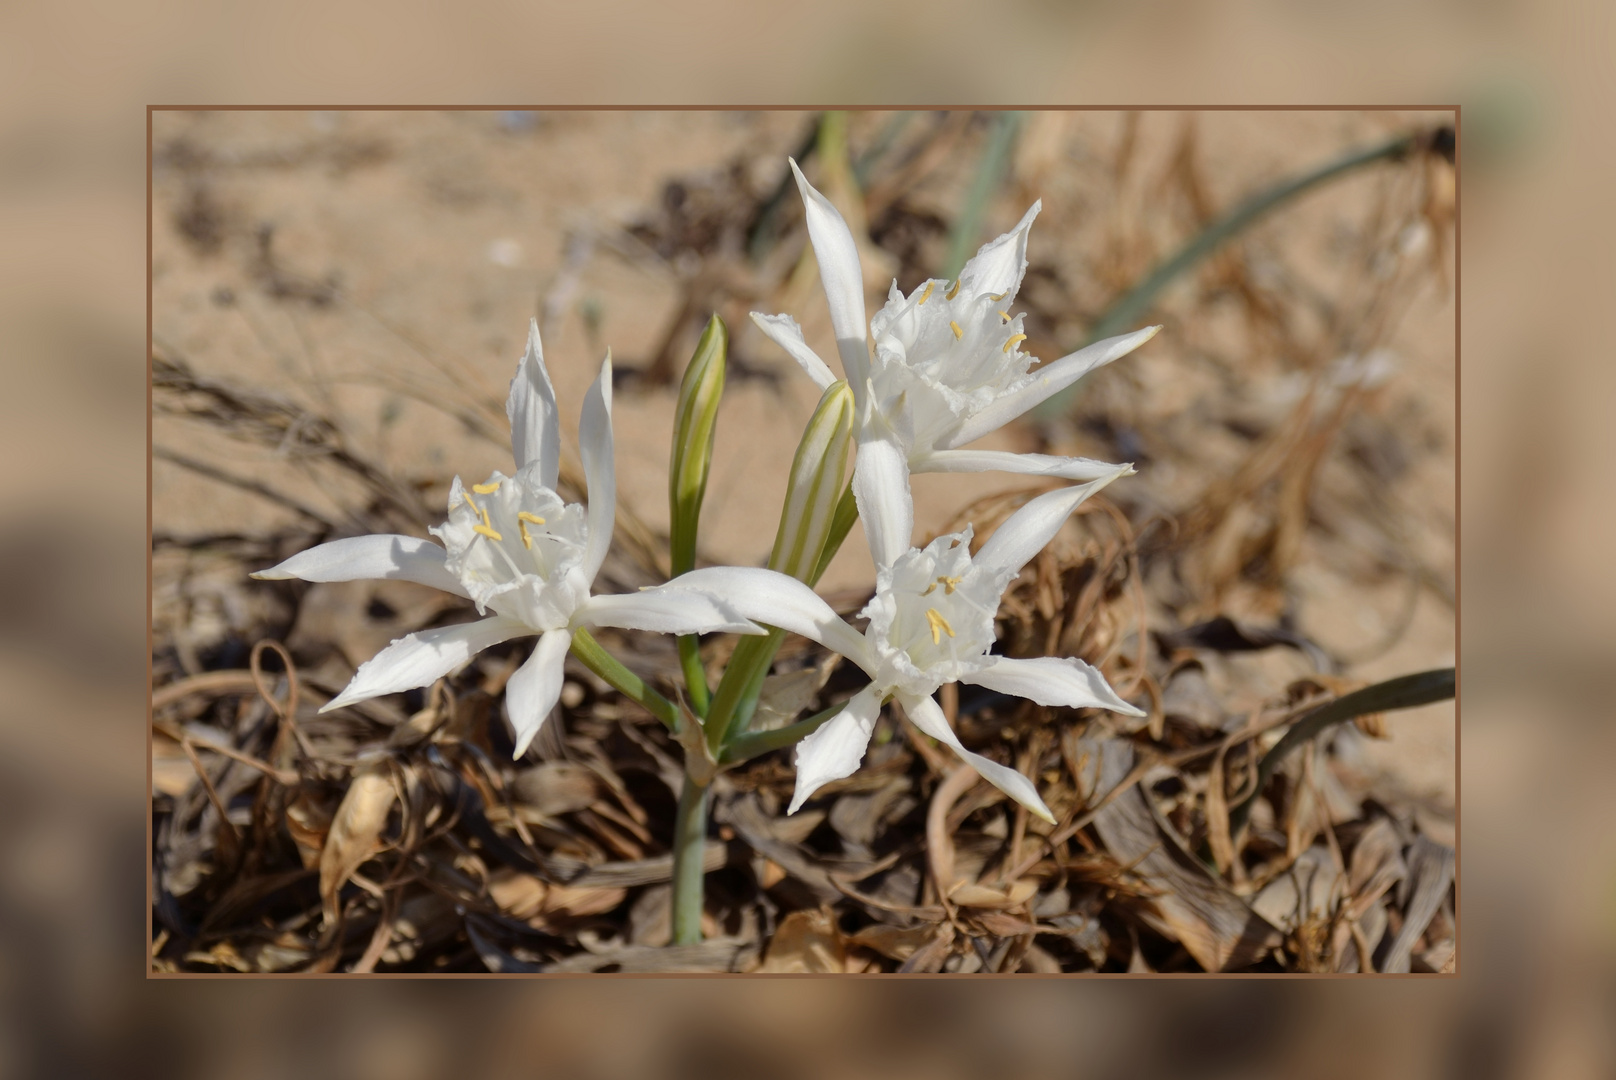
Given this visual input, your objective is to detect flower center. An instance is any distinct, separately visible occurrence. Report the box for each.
[431,468,589,628]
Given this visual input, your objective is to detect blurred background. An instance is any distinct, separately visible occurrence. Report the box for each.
[0,0,1609,1073]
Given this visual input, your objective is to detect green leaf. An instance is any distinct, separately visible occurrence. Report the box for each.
[1228,667,1455,837]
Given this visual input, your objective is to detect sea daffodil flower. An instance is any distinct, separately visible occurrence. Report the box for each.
[254,321,763,756]
[751,160,1160,498]
[672,473,1144,823]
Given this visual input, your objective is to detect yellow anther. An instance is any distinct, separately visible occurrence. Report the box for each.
[473,524,504,542]
[1003,333,1027,354]
[939,575,964,595]
[472,480,501,494]
[922,582,938,597]
[517,512,545,525]
[945,279,961,300]
[925,608,956,645]
[998,310,1011,323]
[949,321,963,340]
[989,291,1007,302]
[917,280,935,306]
[463,492,481,514]
[517,520,534,549]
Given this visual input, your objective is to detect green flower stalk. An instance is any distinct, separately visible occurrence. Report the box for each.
[705,380,854,756]
[669,315,728,716]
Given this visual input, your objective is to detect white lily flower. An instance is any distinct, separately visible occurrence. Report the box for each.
[672,472,1143,823]
[254,320,764,756]
[752,159,1160,484]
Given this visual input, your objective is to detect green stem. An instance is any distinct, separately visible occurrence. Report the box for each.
[720,699,848,764]
[1228,667,1455,837]
[705,481,861,757]
[1033,130,1419,421]
[670,773,710,944]
[677,635,711,717]
[568,627,679,733]
[705,628,787,755]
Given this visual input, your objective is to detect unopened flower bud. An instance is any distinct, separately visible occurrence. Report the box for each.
[769,380,854,582]
[669,315,728,577]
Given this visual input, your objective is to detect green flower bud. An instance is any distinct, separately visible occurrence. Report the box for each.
[668,315,728,578]
[769,380,854,582]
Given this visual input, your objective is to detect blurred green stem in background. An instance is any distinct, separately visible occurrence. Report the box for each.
[942,111,1025,279]
[1033,128,1426,421]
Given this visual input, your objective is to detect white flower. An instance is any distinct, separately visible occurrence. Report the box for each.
[672,475,1143,823]
[752,159,1160,492]
[254,320,763,756]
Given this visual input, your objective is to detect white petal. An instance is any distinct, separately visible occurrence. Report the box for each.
[578,353,616,586]
[252,534,470,598]
[911,449,1132,482]
[973,472,1129,580]
[668,566,873,670]
[750,312,836,391]
[507,318,562,488]
[321,615,530,712]
[788,684,883,813]
[852,423,914,572]
[577,587,764,636]
[507,629,572,758]
[789,158,870,392]
[956,200,1040,302]
[962,655,1143,716]
[947,326,1160,448]
[898,691,1055,824]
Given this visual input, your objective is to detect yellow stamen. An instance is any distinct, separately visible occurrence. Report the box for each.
[463,492,480,514]
[989,291,1007,301]
[922,582,938,597]
[473,524,504,542]
[917,280,935,305]
[998,310,1011,323]
[517,512,545,525]
[472,480,501,494]
[945,279,961,300]
[1003,333,1027,354]
[925,608,956,645]
[950,321,963,340]
[517,520,534,549]
[939,575,964,595]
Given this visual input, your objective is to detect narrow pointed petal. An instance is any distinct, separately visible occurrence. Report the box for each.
[899,692,1055,824]
[956,200,1040,302]
[852,422,914,572]
[577,587,764,636]
[788,684,883,813]
[507,318,563,488]
[578,354,616,586]
[320,615,530,712]
[788,158,870,392]
[911,449,1132,482]
[252,535,470,598]
[947,326,1160,448]
[973,471,1129,580]
[668,566,873,669]
[963,655,1144,716]
[507,629,572,758]
[750,312,837,391]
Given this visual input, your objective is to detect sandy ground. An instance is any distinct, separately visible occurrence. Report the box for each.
[151,108,1454,816]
